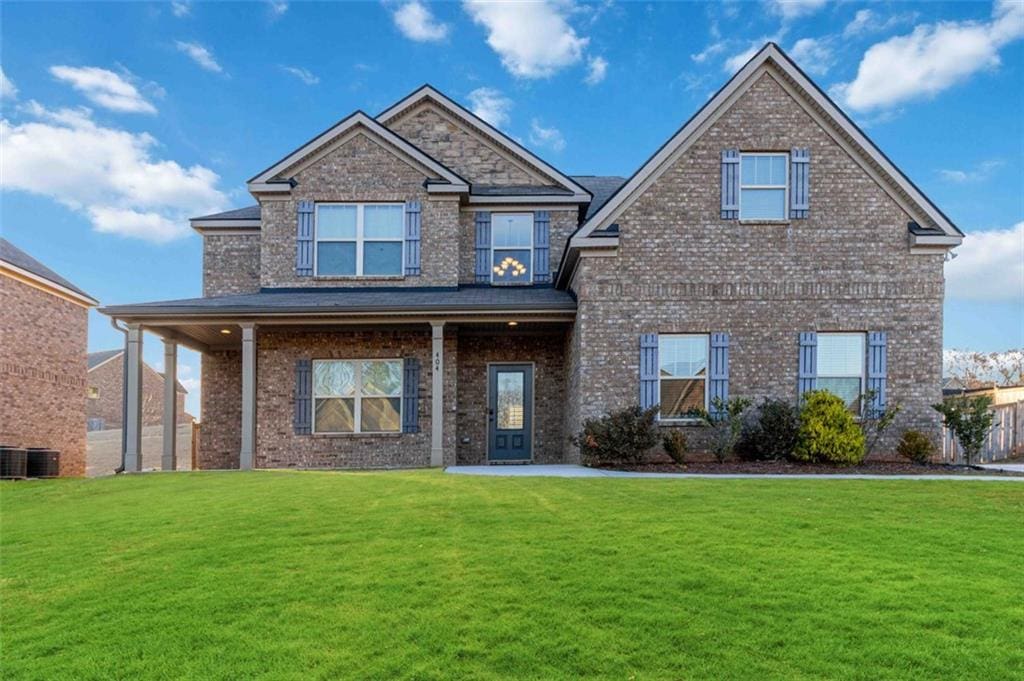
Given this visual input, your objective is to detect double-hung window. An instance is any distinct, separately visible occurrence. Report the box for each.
[817,333,865,413]
[315,203,404,276]
[491,213,533,285]
[313,359,403,433]
[658,335,708,419]
[740,153,788,220]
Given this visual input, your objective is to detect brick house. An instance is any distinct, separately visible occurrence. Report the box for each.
[101,44,963,471]
[1,238,98,476]
[85,349,192,431]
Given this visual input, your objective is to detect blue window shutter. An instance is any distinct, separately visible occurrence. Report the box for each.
[798,332,817,397]
[866,331,887,417]
[709,333,730,417]
[790,148,810,219]
[533,211,550,283]
[474,212,492,283]
[296,200,314,276]
[404,200,421,276]
[721,150,740,219]
[294,359,312,435]
[639,333,659,410]
[402,357,420,433]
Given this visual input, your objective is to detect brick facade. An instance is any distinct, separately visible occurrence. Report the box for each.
[565,71,945,455]
[457,207,579,285]
[86,356,190,429]
[203,234,260,297]
[198,351,242,469]
[0,275,88,476]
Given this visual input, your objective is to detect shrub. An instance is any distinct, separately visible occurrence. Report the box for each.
[933,396,994,465]
[792,390,866,465]
[860,389,902,459]
[571,404,659,466]
[897,430,936,464]
[695,396,753,463]
[736,398,799,461]
[662,430,688,464]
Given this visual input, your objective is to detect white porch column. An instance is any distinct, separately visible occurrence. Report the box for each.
[124,324,144,472]
[240,323,256,470]
[162,339,178,471]
[430,321,444,467]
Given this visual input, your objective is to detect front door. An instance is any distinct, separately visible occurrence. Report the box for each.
[488,364,533,462]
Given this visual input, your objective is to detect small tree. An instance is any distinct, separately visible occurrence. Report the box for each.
[793,390,866,465]
[860,389,901,459]
[571,404,659,466]
[932,395,995,465]
[695,396,752,462]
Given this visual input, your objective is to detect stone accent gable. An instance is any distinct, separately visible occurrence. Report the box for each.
[259,131,460,288]
[387,102,554,186]
[203,234,260,296]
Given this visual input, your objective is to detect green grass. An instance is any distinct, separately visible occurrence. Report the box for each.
[2,472,1023,680]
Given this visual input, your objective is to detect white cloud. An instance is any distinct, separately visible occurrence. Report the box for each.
[528,119,565,152]
[842,9,919,38]
[463,0,588,78]
[767,0,827,21]
[466,87,512,128]
[724,43,760,73]
[392,1,450,42]
[833,0,1024,111]
[0,102,227,242]
[268,1,288,18]
[691,41,726,64]
[49,66,157,114]
[585,55,607,84]
[945,222,1024,301]
[171,1,191,17]
[280,65,319,85]
[0,66,17,99]
[939,159,1004,183]
[175,40,223,73]
[788,37,833,76]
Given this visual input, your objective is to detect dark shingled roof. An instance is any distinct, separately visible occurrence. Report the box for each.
[87,349,123,370]
[191,205,261,221]
[101,285,577,317]
[0,238,95,300]
[572,176,628,219]
[470,185,574,197]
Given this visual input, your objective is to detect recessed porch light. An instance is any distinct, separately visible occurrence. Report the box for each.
[220,328,232,335]
[508,321,518,327]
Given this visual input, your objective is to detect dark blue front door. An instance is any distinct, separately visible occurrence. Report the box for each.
[488,364,532,462]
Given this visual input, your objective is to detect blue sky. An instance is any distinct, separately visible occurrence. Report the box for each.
[2,0,1022,416]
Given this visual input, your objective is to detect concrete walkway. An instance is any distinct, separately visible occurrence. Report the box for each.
[446,464,1024,481]
[979,462,1024,474]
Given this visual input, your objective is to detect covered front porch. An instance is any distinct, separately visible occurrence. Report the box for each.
[101,287,577,471]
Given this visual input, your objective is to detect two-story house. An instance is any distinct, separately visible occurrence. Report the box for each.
[101,44,963,471]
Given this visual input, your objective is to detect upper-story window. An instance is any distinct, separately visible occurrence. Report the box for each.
[658,334,708,419]
[740,153,788,220]
[491,213,533,285]
[817,333,865,414]
[315,203,404,276]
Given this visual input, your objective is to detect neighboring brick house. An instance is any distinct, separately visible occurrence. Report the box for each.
[102,44,963,471]
[1,238,98,476]
[85,349,192,431]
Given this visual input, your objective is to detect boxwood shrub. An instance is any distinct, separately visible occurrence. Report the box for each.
[792,390,866,465]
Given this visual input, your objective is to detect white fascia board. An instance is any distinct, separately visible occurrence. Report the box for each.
[570,236,619,248]
[0,261,99,307]
[575,43,962,240]
[910,233,962,247]
[246,111,467,190]
[248,182,292,194]
[192,227,262,236]
[190,219,262,229]
[425,183,470,194]
[377,86,591,198]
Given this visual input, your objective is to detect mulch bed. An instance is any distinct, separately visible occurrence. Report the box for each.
[597,460,1024,476]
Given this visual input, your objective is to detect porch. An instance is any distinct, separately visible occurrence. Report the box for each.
[101,286,577,471]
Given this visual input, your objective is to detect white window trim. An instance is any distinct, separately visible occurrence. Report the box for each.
[314,203,405,277]
[490,212,534,286]
[739,152,789,221]
[657,333,710,423]
[311,359,403,434]
[816,332,867,415]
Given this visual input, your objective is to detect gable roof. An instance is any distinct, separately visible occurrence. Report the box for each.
[569,42,964,252]
[572,176,628,220]
[87,349,188,392]
[0,238,98,306]
[377,85,591,200]
[246,111,469,194]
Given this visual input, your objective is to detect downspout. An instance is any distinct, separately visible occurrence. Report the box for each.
[109,317,129,474]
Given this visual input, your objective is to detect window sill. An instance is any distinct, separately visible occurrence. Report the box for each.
[312,275,405,281]
[310,432,405,438]
[738,219,791,226]
[658,419,706,427]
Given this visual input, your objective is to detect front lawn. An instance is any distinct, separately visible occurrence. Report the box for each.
[2,471,1022,679]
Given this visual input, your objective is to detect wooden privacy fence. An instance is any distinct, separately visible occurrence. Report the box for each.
[942,400,1024,464]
